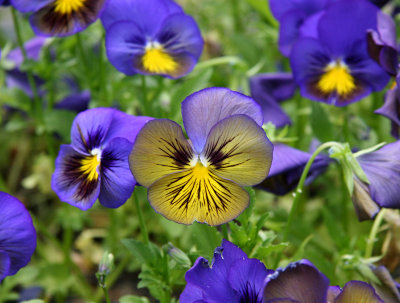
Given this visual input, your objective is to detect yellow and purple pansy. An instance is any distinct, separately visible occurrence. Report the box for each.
[52,108,152,210]
[129,87,273,226]
[11,0,107,36]
[290,0,390,106]
[101,0,203,79]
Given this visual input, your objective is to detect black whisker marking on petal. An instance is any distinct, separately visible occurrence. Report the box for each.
[158,138,193,168]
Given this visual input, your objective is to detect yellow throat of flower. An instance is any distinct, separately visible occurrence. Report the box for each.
[317,61,356,97]
[142,45,177,74]
[191,162,209,179]
[79,154,101,181]
[54,0,86,14]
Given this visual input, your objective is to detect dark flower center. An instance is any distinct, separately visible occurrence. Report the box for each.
[239,282,263,303]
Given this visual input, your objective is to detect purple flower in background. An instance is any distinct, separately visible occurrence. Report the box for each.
[0,192,36,282]
[352,141,400,220]
[367,10,398,76]
[11,0,107,37]
[101,0,203,79]
[0,0,10,6]
[258,143,330,196]
[52,108,152,210]
[269,0,337,56]
[263,260,383,302]
[249,73,296,127]
[180,240,273,302]
[130,88,273,226]
[290,0,390,106]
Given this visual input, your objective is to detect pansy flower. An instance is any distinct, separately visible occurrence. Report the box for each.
[263,259,384,302]
[290,0,390,106]
[52,108,152,210]
[129,88,273,226]
[11,0,107,36]
[351,140,400,220]
[0,192,36,282]
[180,239,273,302]
[101,0,203,79]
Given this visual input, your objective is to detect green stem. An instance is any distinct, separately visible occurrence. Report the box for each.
[231,0,242,32]
[193,56,247,72]
[76,33,93,91]
[134,191,150,244]
[365,208,387,259]
[141,75,152,116]
[98,32,109,106]
[221,224,229,240]
[11,8,42,121]
[101,287,111,303]
[283,141,343,242]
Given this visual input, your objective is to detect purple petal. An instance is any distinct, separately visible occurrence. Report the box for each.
[181,88,263,154]
[375,84,400,139]
[259,143,329,195]
[371,266,400,303]
[7,36,47,67]
[100,0,182,33]
[334,281,384,303]
[249,73,296,127]
[0,250,10,282]
[327,286,341,302]
[351,176,380,221]
[317,0,379,58]
[54,90,91,113]
[51,145,100,210]
[357,141,400,209]
[263,259,329,303]
[5,69,45,99]
[278,10,307,57]
[0,192,36,278]
[179,283,205,303]
[228,258,273,302]
[98,137,135,208]
[10,0,52,13]
[269,0,328,21]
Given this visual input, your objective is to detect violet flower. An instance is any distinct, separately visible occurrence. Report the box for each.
[130,87,273,226]
[180,239,273,302]
[52,108,152,210]
[249,73,296,127]
[352,140,400,220]
[263,260,384,302]
[0,192,36,282]
[101,0,203,79]
[290,0,390,106]
[11,0,107,37]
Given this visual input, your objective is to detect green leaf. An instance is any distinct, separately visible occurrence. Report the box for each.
[43,109,75,141]
[322,207,349,249]
[119,295,150,303]
[188,222,222,259]
[121,239,161,267]
[244,0,279,27]
[310,102,334,142]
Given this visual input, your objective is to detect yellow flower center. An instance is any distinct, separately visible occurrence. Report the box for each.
[54,0,86,14]
[191,162,209,179]
[79,153,100,181]
[142,44,177,74]
[317,61,356,97]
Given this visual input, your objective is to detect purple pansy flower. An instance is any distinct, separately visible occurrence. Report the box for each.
[259,143,330,196]
[263,260,384,302]
[52,108,152,210]
[352,140,400,220]
[101,0,203,79]
[249,73,296,127]
[180,239,273,302]
[0,192,36,282]
[11,0,107,37]
[290,0,390,106]
[129,87,273,226]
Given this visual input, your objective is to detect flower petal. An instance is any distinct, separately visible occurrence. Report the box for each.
[129,119,194,188]
[203,115,273,186]
[10,0,52,13]
[0,250,10,282]
[7,36,47,67]
[98,138,135,208]
[351,177,380,221]
[263,260,329,303]
[51,145,100,210]
[182,87,263,154]
[147,167,249,225]
[334,281,384,303]
[0,192,36,277]
[30,0,106,37]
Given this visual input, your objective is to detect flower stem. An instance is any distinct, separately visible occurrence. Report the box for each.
[134,190,150,245]
[282,141,342,242]
[11,8,41,121]
[101,286,111,303]
[141,75,152,116]
[365,208,387,259]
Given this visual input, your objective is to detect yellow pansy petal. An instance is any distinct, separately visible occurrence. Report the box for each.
[335,281,383,303]
[203,115,273,186]
[148,166,249,226]
[129,119,194,187]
